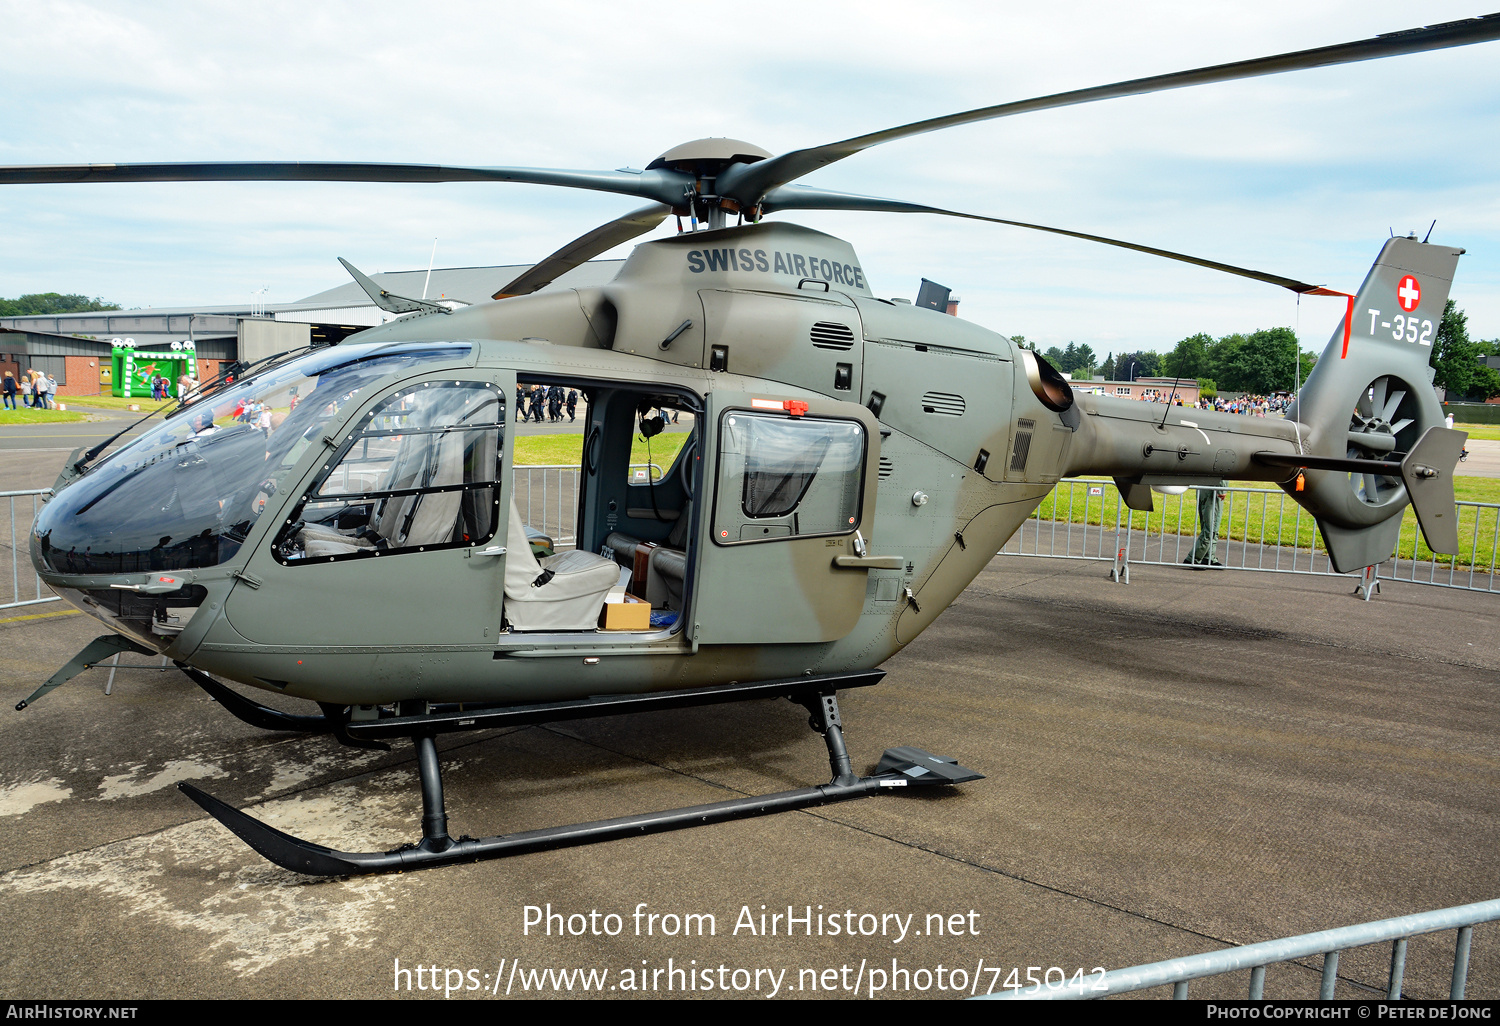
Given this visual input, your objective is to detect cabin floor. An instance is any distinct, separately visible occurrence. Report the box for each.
[1,555,1497,1000]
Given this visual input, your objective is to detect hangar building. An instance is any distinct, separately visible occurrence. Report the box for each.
[0,260,623,398]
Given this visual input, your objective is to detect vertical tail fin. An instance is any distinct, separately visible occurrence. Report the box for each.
[1284,235,1464,572]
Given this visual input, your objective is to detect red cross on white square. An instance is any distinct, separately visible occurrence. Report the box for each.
[1396,275,1421,312]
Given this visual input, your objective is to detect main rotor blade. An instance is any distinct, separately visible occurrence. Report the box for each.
[0,161,688,205]
[492,203,671,299]
[761,186,1322,293]
[720,14,1500,206]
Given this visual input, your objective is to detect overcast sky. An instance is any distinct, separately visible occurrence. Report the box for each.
[2,0,1497,359]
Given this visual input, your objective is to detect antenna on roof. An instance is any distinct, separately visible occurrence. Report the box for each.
[422,239,438,300]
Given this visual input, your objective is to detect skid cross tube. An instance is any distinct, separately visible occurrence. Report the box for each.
[343,669,887,739]
[179,685,982,876]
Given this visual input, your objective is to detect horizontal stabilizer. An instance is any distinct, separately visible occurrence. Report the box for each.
[1255,425,1466,557]
[1254,451,1402,475]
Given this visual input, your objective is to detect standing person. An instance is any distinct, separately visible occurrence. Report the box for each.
[2,370,16,411]
[33,371,49,410]
[20,375,32,407]
[566,388,578,422]
[45,374,58,406]
[516,385,526,422]
[1187,480,1227,567]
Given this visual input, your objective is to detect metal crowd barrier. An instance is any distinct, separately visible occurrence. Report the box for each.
[11,473,1489,609]
[984,897,1500,1000]
[1,467,662,612]
[513,464,659,547]
[1,489,56,612]
[1002,479,1499,595]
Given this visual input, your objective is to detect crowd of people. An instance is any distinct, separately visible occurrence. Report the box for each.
[516,384,578,423]
[1133,390,1290,417]
[1,369,59,410]
[1195,393,1290,416]
[0,367,207,414]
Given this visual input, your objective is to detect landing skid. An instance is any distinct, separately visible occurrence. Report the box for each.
[179,679,982,876]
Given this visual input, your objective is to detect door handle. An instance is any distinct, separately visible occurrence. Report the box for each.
[832,555,904,569]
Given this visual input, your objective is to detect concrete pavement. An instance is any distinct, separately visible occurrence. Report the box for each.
[1,553,1496,1001]
[1460,438,1500,479]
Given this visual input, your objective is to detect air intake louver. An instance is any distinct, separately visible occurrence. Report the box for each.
[1011,418,1035,472]
[920,391,965,416]
[879,457,894,479]
[810,322,856,350]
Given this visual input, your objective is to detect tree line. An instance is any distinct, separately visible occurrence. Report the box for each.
[6,289,1495,400]
[1015,301,1497,399]
[1431,301,1500,400]
[0,293,120,317]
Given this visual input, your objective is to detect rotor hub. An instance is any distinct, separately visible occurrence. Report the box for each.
[648,138,772,227]
[646,138,771,174]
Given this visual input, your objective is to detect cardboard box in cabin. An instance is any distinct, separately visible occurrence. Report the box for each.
[600,593,651,631]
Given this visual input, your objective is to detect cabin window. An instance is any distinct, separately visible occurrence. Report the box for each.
[277,381,504,563]
[711,410,865,544]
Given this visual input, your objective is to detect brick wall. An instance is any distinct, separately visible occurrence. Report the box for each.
[55,355,104,397]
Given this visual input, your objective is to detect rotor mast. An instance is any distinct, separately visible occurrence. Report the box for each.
[645,138,772,229]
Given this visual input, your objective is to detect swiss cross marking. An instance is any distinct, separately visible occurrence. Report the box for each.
[1396,275,1421,312]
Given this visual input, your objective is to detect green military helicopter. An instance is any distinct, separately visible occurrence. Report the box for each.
[8,14,1496,875]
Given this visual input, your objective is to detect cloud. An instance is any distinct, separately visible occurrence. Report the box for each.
[3,0,1496,345]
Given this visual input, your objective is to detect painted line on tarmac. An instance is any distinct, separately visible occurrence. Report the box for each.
[0,608,78,625]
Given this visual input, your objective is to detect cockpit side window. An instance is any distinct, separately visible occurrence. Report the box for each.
[276,381,504,563]
[31,343,475,576]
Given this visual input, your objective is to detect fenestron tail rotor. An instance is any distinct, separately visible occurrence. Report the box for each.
[1347,375,1419,508]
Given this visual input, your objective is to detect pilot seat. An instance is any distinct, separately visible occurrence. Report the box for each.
[503,498,619,631]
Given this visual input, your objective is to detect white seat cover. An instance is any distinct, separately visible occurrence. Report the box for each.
[503,497,618,630]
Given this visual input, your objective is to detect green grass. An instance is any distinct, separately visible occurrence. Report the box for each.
[0,406,87,425]
[1037,476,1498,570]
[65,394,178,413]
[1456,423,1500,442]
[512,432,690,471]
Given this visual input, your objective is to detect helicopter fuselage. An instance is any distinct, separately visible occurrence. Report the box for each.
[30,222,1331,709]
